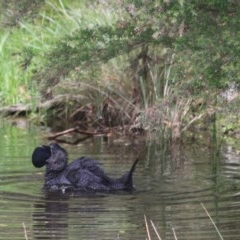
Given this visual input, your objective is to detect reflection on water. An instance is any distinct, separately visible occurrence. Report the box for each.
[33,191,141,239]
[0,120,240,239]
[33,192,69,239]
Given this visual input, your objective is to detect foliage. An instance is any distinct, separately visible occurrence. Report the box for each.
[178,0,240,88]
[39,0,240,98]
[1,0,240,138]
[0,0,94,105]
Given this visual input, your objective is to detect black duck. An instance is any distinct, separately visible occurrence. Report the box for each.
[32,143,138,193]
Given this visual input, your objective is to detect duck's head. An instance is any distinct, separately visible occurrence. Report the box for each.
[32,143,68,171]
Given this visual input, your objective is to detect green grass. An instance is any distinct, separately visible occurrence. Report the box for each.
[0,31,30,105]
[0,0,120,106]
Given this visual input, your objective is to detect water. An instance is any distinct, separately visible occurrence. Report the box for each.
[0,120,240,239]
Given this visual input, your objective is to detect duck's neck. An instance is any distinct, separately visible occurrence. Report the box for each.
[45,170,62,186]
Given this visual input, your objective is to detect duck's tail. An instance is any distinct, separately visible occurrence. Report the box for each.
[120,158,139,190]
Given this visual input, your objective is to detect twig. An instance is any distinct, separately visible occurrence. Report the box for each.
[47,127,96,139]
[22,222,28,240]
[144,214,151,240]
[54,135,92,145]
[150,219,162,240]
[200,202,224,240]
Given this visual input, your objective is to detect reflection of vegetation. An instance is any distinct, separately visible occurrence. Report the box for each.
[0,120,40,165]
[0,121,44,196]
[1,1,240,139]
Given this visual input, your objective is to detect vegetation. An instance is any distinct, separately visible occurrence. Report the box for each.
[144,202,224,240]
[1,0,240,140]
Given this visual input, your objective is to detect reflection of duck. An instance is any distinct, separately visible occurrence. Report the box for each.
[32,143,138,192]
[33,192,69,240]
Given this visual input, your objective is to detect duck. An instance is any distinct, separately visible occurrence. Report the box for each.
[31,143,138,193]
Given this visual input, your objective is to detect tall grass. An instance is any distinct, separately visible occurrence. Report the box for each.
[0,31,30,105]
[0,0,120,107]
[128,50,203,140]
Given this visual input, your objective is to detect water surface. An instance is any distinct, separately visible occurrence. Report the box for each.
[0,120,240,239]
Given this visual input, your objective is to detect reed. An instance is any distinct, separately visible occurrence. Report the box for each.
[144,215,162,240]
[201,202,224,240]
[22,222,28,240]
[128,49,204,140]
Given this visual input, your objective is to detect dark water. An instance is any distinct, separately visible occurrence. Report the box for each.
[1,120,240,240]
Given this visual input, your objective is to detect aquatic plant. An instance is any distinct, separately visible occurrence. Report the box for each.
[144,203,224,240]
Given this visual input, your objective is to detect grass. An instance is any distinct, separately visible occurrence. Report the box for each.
[0,0,120,106]
[0,31,31,105]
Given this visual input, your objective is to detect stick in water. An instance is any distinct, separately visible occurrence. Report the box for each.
[144,214,151,240]
[22,222,28,240]
[200,202,224,240]
[150,219,162,240]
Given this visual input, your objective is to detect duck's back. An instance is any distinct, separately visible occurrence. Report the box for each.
[64,157,112,191]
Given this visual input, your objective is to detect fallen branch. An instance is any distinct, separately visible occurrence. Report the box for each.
[54,136,92,145]
[47,127,96,139]
[47,126,112,142]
